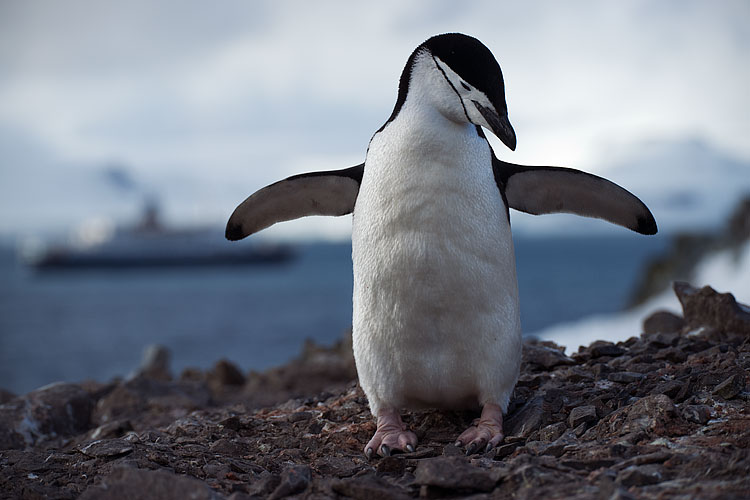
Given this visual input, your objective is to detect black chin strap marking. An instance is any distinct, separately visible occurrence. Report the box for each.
[432,55,472,124]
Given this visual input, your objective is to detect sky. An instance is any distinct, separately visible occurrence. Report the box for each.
[1,0,749,239]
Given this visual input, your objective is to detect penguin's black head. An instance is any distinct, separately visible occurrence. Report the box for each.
[385,33,517,151]
[425,33,516,150]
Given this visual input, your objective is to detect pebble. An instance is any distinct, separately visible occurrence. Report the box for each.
[590,342,626,358]
[79,439,133,458]
[608,371,645,384]
[713,374,745,399]
[569,405,598,428]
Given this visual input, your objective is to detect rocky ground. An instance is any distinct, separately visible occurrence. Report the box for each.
[1,281,749,499]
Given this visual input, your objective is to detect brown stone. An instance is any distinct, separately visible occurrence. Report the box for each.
[268,464,311,500]
[681,405,711,425]
[643,311,685,335]
[568,405,598,428]
[0,382,93,449]
[414,456,501,492]
[79,467,222,500]
[538,422,567,442]
[210,359,246,386]
[608,372,645,384]
[616,464,664,487]
[79,439,133,458]
[713,374,745,399]
[505,396,546,438]
[522,342,576,370]
[590,341,626,358]
[332,473,411,500]
[674,282,750,339]
[593,394,677,438]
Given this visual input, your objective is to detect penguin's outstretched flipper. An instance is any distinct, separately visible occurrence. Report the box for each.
[494,158,657,235]
[226,163,364,241]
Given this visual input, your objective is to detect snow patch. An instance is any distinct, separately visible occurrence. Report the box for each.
[538,240,750,353]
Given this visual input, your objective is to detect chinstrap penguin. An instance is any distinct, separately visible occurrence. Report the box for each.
[226,33,657,458]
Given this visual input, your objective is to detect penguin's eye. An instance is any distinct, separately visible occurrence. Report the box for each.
[460,81,471,91]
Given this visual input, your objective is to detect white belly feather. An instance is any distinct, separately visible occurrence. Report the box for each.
[352,114,522,416]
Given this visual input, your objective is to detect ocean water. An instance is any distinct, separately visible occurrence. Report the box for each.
[0,234,667,394]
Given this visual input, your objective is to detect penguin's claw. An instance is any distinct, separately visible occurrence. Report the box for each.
[465,441,482,456]
[456,403,505,456]
[364,408,418,459]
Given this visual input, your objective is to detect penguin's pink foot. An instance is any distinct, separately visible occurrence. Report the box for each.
[455,403,505,455]
[364,408,418,459]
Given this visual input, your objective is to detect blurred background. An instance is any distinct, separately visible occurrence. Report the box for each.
[1,0,749,394]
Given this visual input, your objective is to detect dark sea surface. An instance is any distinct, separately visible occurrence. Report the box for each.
[0,234,668,394]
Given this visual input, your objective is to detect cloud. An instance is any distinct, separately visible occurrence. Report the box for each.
[1,1,748,236]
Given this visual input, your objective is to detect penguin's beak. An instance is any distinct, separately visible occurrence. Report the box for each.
[472,101,517,151]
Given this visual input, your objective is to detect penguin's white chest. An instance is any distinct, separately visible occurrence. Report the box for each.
[351,114,522,415]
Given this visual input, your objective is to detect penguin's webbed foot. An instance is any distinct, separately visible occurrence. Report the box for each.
[364,408,418,459]
[455,403,504,455]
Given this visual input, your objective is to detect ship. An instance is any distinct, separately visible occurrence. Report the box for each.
[26,201,294,270]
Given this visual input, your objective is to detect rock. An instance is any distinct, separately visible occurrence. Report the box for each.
[568,405,598,428]
[376,456,406,476]
[727,196,750,243]
[643,310,685,334]
[652,380,685,400]
[242,334,357,408]
[593,394,678,439]
[646,331,681,348]
[209,438,245,456]
[499,459,579,494]
[608,372,645,384]
[538,422,567,442]
[0,388,16,404]
[332,473,411,500]
[219,415,241,431]
[713,373,745,399]
[0,382,93,449]
[681,405,711,425]
[79,439,134,458]
[79,467,223,500]
[92,377,212,428]
[246,472,280,497]
[227,494,253,500]
[674,282,750,339]
[654,346,688,363]
[88,419,134,440]
[268,464,311,499]
[494,440,523,459]
[522,342,576,370]
[314,455,360,477]
[414,456,501,492]
[130,344,172,381]
[589,341,626,358]
[210,359,246,386]
[505,396,545,438]
[616,464,664,487]
[93,385,145,425]
[288,411,313,423]
[202,462,230,479]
